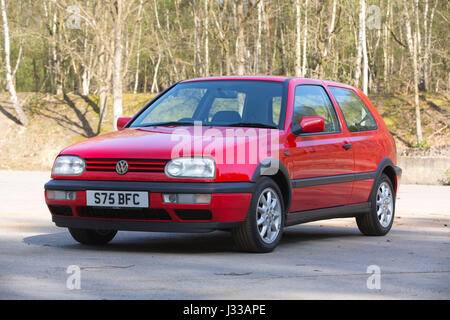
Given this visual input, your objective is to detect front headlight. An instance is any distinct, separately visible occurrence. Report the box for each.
[52,155,85,176]
[165,157,215,179]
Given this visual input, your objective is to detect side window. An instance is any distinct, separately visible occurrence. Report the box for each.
[292,85,339,133]
[272,96,282,125]
[329,87,377,132]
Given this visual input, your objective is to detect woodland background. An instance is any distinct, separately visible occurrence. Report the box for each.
[0,0,448,170]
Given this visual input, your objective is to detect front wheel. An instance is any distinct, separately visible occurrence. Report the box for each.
[232,178,284,253]
[69,228,117,245]
[356,174,395,236]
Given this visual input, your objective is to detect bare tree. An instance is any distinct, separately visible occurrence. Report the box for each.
[1,0,28,126]
[133,0,144,94]
[404,0,423,144]
[361,0,368,95]
[111,0,124,130]
[302,0,309,77]
[204,0,209,76]
[295,0,301,77]
[235,0,245,75]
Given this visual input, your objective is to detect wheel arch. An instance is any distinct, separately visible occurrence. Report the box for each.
[370,158,398,203]
[251,158,292,213]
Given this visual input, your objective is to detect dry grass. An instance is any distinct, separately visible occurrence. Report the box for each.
[0,92,155,170]
[370,92,450,149]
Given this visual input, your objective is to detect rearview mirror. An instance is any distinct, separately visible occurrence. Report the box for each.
[294,116,325,134]
[117,117,132,131]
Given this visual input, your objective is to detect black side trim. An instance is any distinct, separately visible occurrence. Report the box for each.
[45,180,255,194]
[292,172,376,188]
[285,203,370,226]
[394,166,402,176]
[52,216,242,233]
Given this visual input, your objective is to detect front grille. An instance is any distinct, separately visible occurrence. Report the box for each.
[85,158,168,173]
[49,205,73,216]
[80,207,171,220]
[175,209,212,221]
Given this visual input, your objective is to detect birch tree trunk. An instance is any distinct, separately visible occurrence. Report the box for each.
[423,0,438,92]
[204,0,209,76]
[255,0,263,74]
[322,0,336,59]
[133,0,144,94]
[404,1,423,144]
[361,0,368,95]
[193,0,202,75]
[354,6,362,88]
[112,0,124,130]
[355,0,368,94]
[301,0,308,77]
[383,0,390,92]
[151,53,161,93]
[52,7,63,95]
[276,0,287,75]
[236,0,245,75]
[1,0,28,126]
[295,0,301,77]
[133,22,142,94]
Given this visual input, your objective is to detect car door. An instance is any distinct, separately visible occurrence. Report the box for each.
[286,80,354,212]
[328,86,383,204]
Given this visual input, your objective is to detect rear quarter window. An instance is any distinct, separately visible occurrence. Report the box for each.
[329,86,378,132]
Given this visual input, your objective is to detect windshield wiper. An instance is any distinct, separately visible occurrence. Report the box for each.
[225,122,278,129]
[142,121,195,127]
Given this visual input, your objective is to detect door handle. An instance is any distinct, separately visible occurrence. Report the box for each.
[342,143,352,150]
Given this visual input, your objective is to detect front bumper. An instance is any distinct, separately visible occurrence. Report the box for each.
[52,216,242,233]
[45,179,254,232]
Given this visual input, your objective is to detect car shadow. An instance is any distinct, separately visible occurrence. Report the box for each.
[23,225,360,254]
[23,230,237,254]
[282,225,362,244]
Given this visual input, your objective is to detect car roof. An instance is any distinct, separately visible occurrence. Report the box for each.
[181,75,291,83]
[181,76,360,91]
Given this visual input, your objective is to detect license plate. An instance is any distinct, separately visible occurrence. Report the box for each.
[86,190,149,208]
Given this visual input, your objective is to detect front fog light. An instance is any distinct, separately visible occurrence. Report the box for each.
[162,194,211,204]
[46,190,77,201]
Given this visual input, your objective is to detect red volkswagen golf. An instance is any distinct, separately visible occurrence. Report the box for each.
[45,76,401,252]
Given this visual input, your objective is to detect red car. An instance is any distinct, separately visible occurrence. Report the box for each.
[45,76,401,252]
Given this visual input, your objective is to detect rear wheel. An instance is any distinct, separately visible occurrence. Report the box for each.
[356,174,395,236]
[69,228,117,245]
[232,178,284,253]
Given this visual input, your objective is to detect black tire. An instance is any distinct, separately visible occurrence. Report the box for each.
[68,228,117,245]
[356,173,395,236]
[232,177,285,253]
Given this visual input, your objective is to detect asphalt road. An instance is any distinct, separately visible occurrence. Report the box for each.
[0,171,449,299]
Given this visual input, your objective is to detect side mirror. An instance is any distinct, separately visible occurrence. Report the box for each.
[117,117,132,131]
[294,116,325,134]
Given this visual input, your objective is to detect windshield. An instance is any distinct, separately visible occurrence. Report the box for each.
[129,80,285,129]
